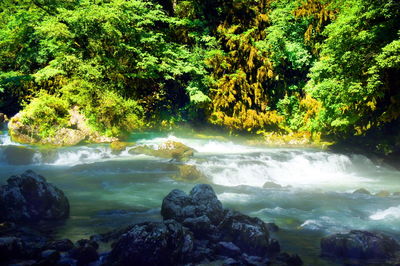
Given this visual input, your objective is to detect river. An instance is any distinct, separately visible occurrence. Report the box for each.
[1,129,400,265]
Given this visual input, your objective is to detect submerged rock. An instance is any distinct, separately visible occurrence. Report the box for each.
[3,146,36,165]
[321,230,400,260]
[108,220,194,266]
[0,170,69,223]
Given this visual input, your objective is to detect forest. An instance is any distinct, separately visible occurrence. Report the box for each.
[1,0,399,154]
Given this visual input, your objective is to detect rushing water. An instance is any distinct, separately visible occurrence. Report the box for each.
[1,129,400,265]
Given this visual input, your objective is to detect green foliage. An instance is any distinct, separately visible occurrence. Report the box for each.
[306,0,400,137]
[0,0,399,152]
[19,92,70,138]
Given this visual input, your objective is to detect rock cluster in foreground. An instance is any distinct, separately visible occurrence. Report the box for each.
[1,170,399,265]
[107,184,300,265]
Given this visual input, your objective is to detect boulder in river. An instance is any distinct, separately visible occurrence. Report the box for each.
[352,188,371,195]
[321,230,400,260]
[129,141,196,161]
[174,164,208,183]
[161,184,224,225]
[0,170,69,223]
[107,220,194,266]
[110,141,129,154]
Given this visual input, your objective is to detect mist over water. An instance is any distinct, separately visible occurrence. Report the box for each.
[1,131,399,265]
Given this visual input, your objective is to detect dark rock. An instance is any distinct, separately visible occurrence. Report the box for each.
[108,220,193,266]
[353,188,371,195]
[241,254,269,265]
[218,210,274,256]
[0,236,24,261]
[216,242,241,258]
[47,239,74,252]
[3,146,36,165]
[57,257,78,266]
[0,170,69,223]
[69,239,99,266]
[182,215,216,239]
[161,184,224,225]
[321,230,400,260]
[35,249,60,265]
[266,222,279,232]
[275,252,303,265]
[222,257,239,265]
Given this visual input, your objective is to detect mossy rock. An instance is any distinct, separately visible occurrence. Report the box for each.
[110,141,129,154]
[128,145,156,156]
[156,141,196,161]
[173,164,208,183]
[128,141,196,162]
[353,188,371,195]
[375,190,390,197]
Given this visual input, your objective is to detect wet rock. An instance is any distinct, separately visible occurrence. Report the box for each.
[375,190,390,197]
[266,222,279,232]
[157,141,196,161]
[46,239,74,252]
[262,181,282,189]
[174,164,207,182]
[0,236,24,261]
[218,210,277,256]
[321,230,400,260]
[0,170,69,223]
[69,239,99,266]
[274,252,303,265]
[3,146,36,165]
[129,141,196,161]
[36,249,60,265]
[353,188,371,195]
[110,141,129,154]
[161,184,224,225]
[108,220,194,266]
[393,191,400,196]
[182,215,216,239]
[216,241,241,258]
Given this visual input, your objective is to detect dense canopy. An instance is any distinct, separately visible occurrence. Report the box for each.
[0,0,399,154]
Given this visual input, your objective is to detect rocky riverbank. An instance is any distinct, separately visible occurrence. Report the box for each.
[1,171,400,265]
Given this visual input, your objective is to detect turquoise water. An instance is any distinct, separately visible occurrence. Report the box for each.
[1,130,400,265]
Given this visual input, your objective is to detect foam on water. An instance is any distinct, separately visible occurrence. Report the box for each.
[370,205,400,220]
[0,132,18,146]
[196,151,375,190]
